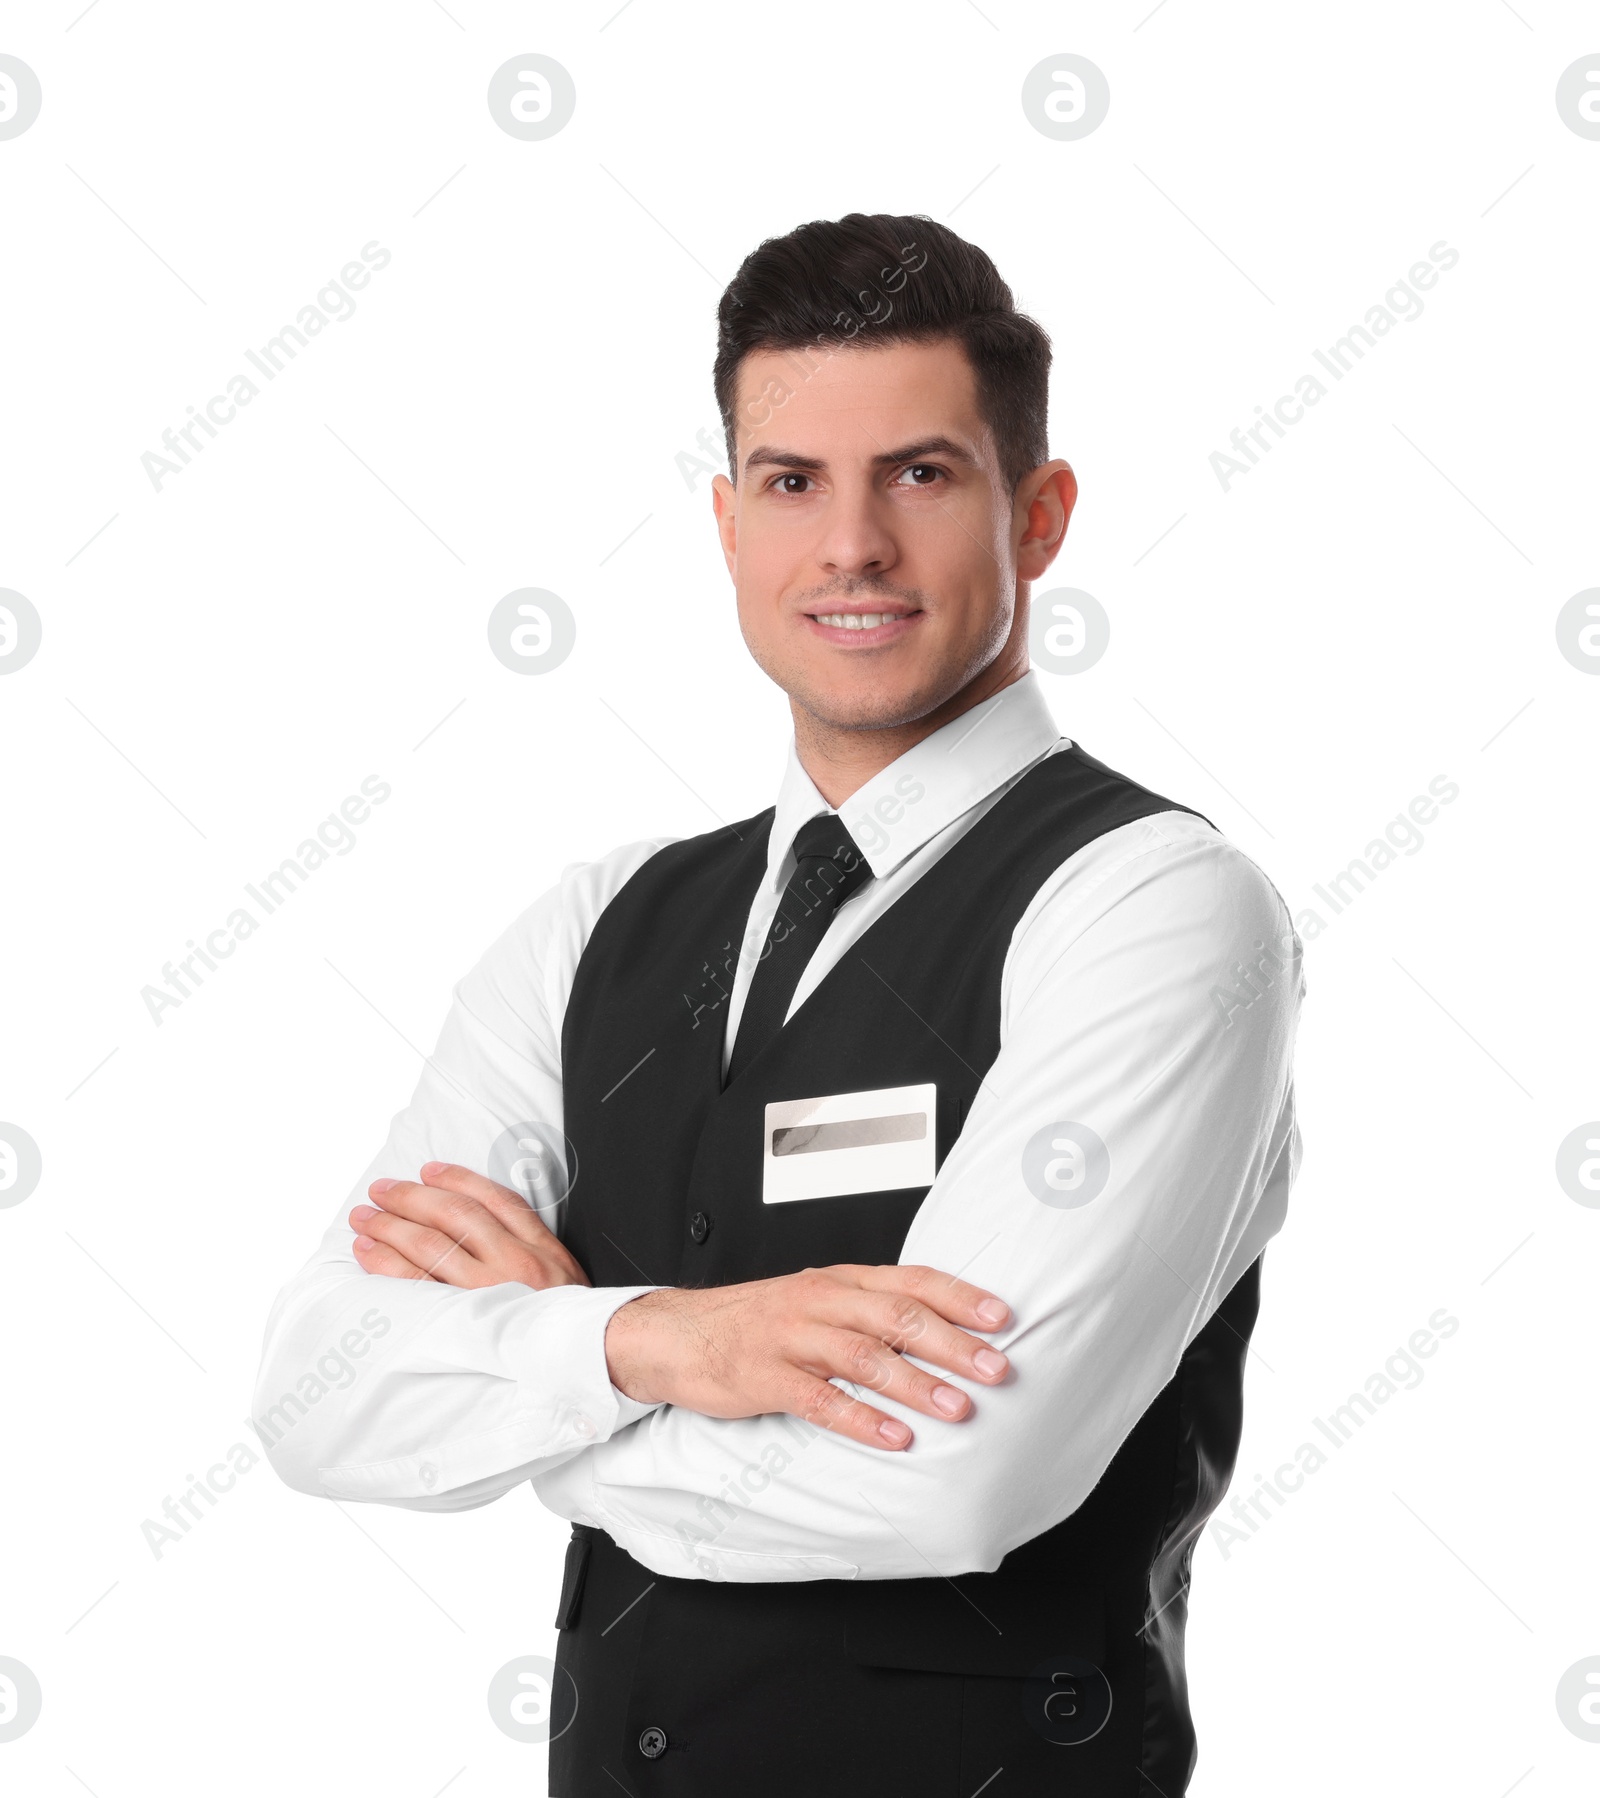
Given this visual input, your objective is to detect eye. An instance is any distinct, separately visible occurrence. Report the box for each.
[895,464,944,487]
[772,472,815,495]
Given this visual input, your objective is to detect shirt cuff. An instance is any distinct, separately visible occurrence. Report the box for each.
[315,1281,662,1501]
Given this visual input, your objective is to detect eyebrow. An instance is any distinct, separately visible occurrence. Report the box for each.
[741,435,982,479]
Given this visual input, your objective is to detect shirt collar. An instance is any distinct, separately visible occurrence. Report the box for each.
[768,671,1064,883]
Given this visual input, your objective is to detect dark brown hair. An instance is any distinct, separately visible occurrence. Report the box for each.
[713,212,1052,493]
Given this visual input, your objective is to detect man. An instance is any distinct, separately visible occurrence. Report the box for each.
[257,211,1303,1795]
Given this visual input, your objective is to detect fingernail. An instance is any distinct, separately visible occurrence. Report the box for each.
[369,1178,398,1195]
[878,1419,911,1447]
[353,1234,375,1251]
[931,1385,966,1417]
[976,1298,1009,1326]
[351,1204,377,1223]
[974,1348,1008,1379]
[420,1161,447,1179]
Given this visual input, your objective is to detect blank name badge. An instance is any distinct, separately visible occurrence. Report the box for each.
[762,1083,937,1205]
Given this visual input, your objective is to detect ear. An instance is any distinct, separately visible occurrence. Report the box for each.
[1014,461,1078,583]
[711,473,738,578]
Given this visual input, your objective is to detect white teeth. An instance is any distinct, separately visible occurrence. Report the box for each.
[817,612,893,630]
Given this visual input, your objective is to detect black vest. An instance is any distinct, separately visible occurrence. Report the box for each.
[548,743,1261,1798]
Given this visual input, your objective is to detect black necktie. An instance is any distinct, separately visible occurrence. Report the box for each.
[726,812,873,1082]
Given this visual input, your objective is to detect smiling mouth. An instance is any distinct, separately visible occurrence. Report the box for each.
[811,609,911,630]
[802,604,924,642]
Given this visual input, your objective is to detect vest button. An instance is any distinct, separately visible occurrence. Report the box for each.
[688,1210,711,1244]
[638,1724,668,1759]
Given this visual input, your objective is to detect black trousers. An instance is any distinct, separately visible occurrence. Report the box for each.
[547,1528,1147,1798]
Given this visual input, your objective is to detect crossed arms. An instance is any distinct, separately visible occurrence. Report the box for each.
[254,814,1302,1579]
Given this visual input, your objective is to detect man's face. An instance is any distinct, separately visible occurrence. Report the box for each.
[711,337,1072,733]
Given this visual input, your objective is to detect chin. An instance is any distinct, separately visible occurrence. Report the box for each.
[742,622,1005,735]
[785,665,956,734]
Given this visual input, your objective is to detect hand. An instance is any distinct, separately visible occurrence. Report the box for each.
[604,1264,1011,1452]
[349,1161,591,1291]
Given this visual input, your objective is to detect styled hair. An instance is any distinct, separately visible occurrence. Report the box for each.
[713,212,1052,493]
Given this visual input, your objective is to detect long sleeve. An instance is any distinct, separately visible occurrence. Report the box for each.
[531,814,1305,1578]
[252,839,675,1510]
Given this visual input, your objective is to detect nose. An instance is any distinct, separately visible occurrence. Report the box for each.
[812,476,899,585]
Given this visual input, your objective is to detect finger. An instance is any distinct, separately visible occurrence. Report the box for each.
[418,1164,592,1288]
[417,1165,593,1294]
[806,1274,1010,1385]
[854,1262,1013,1332]
[419,1161,562,1244]
[779,1370,914,1452]
[350,1197,485,1286]
[359,1170,594,1292]
[804,1326,978,1425]
[352,1231,436,1281]
[856,1291,1010,1387]
[364,1178,505,1263]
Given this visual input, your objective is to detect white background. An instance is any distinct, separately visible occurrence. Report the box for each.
[2,2,1596,1793]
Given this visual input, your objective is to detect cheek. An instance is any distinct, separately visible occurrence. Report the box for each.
[731,573,789,668]
[914,521,1007,613]
[918,490,1009,564]
[734,530,805,612]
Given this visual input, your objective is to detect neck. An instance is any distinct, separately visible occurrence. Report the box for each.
[792,644,1030,808]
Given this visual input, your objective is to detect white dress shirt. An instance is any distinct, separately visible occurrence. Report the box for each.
[254,672,1304,1581]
